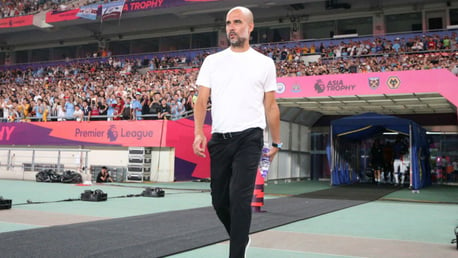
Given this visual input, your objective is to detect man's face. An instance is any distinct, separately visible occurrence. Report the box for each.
[226,9,253,48]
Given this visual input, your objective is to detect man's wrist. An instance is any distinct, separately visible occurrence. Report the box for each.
[272,142,283,150]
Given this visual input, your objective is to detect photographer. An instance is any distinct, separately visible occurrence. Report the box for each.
[96,166,113,183]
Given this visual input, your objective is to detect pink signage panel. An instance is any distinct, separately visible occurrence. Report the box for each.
[276,69,458,108]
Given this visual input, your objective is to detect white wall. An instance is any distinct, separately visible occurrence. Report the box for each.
[267,121,311,181]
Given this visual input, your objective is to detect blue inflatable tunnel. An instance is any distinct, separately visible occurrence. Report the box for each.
[329,112,431,190]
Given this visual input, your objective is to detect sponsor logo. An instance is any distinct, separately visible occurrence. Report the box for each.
[291,82,302,93]
[74,125,153,142]
[387,76,401,89]
[314,79,325,93]
[368,77,380,89]
[276,82,286,94]
[107,125,119,142]
[314,79,356,93]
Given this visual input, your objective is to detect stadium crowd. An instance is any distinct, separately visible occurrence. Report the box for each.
[0,32,457,122]
[0,0,75,18]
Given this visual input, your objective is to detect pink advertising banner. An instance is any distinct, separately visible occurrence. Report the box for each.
[0,118,210,180]
[276,69,458,108]
[0,120,166,147]
[0,15,33,28]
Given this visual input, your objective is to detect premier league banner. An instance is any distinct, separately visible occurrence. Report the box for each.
[0,120,166,147]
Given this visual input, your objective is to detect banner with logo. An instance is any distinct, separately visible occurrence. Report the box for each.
[41,0,223,25]
[275,69,458,108]
[0,120,166,147]
[76,4,99,20]
[0,117,211,180]
[101,0,126,21]
[46,9,81,23]
[0,15,33,28]
[123,0,222,12]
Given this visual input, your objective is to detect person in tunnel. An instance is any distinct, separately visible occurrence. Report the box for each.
[383,140,393,183]
[392,135,409,186]
[370,138,385,184]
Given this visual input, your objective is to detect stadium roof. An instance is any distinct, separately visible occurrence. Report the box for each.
[278,92,456,116]
[0,0,448,50]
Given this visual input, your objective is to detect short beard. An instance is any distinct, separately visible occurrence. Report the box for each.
[228,36,246,48]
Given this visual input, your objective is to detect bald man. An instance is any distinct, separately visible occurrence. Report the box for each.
[193,6,281,258]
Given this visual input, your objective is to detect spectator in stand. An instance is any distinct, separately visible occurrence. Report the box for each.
[89,100,100,120]
[132,92,142,120]
[141,90,152,120]
[98,97,108,120]
[21,98,31,120]
[157,98,170,120]
[170,94,186,119]
[73,104,84,122]
[148,91,162,120]
[55,100,65,121]
[81,100,92,121]
[113,96,124,120]
[185,88,195,112]
[170,98,180,120]
[43,99,50,122]
[0,96,7,122]
[34,98,44,121]
[122,96,132,120]
[106,93,116,121]
[64,96,75,120]
[7,100,19,122]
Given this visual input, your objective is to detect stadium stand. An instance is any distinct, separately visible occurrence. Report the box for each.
[0,30,457,122]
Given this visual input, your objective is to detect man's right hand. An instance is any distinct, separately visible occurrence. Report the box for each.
[193,134,207,158]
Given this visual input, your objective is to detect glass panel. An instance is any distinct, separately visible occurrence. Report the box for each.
[15,50,29,64]
[191,32,217,49]
[30,48,50,62]
[254,26,291,43]
[302,21,335,39]
[337,17,373,36]
[110,40,132,56]
[159,35,191,52]
[450,8,458,25]
[385,12,422,33]
[76,43,99,58]
[52,45,77,60]
[311,132,330,180]
[131,38,160,54]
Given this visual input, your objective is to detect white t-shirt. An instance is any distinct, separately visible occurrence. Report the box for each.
[73,108,84,121]
[196,47,277,133]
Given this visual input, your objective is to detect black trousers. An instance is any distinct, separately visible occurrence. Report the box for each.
[207,127,263,258]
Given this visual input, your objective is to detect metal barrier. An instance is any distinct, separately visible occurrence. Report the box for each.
[3,109,196,123]
[0,148,90,180]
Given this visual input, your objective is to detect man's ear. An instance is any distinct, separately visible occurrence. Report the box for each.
[249,22,254,33]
